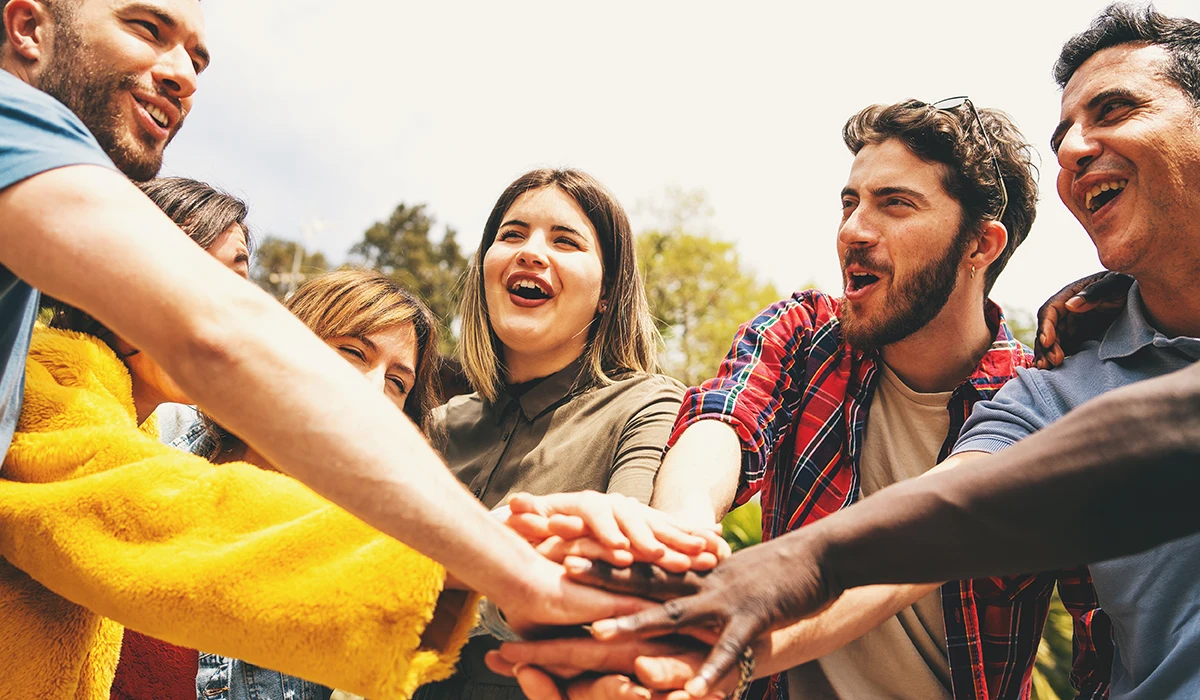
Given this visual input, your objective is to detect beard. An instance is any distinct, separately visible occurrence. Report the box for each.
[840,229,973,352]
[35,18,179,182]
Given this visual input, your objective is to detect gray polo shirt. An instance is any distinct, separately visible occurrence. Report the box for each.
[954,282,1200,700]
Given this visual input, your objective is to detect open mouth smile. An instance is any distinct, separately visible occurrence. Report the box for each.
[1084,179,1127,214]
[505,274,554,307]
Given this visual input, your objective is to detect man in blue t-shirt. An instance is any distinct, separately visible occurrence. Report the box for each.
[0,0,636,638]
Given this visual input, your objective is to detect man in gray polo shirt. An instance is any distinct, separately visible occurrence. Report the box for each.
[953,5,1200,699]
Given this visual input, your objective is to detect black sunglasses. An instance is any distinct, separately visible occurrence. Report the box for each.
[928,96,1009,223]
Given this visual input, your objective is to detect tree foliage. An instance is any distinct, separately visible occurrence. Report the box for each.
[250,235,330,300]
[637,188,778,386]
[348,203,468,352]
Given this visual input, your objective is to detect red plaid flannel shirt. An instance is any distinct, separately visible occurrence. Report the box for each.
[668,290,1111,700]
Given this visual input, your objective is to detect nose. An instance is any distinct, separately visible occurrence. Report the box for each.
[1056,122,1099,173]
[837,204,879,250]
[516,231,550,268]
[153,44,199,103]
[361,364,387,393]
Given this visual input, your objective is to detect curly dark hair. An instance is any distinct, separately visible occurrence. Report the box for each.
[843,100,1039,295]
[1054,3,1200,107]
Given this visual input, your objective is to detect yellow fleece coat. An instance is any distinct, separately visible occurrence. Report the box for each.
[0,327,477,700]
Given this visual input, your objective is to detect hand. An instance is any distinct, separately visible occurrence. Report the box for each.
[507,491,730,573]
[484,638,732,700]
[490,555,656,639]
[565,527,836,697]
[1035,271,1132,369]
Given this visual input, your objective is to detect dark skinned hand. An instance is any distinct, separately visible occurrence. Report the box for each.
[561,528,837,698]
[1035,271,1132,369]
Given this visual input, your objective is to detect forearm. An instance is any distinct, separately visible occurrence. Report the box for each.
[756,582,940,677]
[0,166,544,603]
[807,364,1200,590]
[650,419,741,526]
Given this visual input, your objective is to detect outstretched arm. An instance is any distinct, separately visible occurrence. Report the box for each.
[573,362,1200,693]
[0,165,621,619]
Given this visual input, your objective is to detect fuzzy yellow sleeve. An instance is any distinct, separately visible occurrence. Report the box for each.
[0,328,477,699]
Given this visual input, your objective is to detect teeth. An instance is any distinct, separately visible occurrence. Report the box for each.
[1084,179,1128,212]
[142,102,169,128]
[509,279,547,294]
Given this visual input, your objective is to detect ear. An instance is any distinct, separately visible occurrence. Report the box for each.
[967,219,1008,275]
[4,0,52,63]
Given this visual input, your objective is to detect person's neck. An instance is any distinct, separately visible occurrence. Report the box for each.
[131,383,166,426]
[0,61,33,85]
[1134,272,1200,339]
[503,345,585,385]
[879,294,994,394]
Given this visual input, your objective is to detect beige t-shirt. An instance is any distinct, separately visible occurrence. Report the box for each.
[788,363,954,700]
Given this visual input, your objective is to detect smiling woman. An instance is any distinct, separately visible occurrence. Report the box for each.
[416,169,685,700]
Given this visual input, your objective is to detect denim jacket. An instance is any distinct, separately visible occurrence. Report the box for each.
[157,407,336,700]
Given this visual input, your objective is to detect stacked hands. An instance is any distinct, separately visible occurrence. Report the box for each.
[484,492,835,700]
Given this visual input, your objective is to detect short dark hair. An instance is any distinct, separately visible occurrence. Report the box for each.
[46,177,251,337]
[1054,3,1200,106]
[842,100,1039,296]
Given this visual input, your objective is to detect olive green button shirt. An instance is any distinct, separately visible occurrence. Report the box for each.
[431,360,685,508]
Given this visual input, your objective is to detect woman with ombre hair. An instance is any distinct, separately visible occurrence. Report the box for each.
[193,267,447,700]
[417,168,686,700]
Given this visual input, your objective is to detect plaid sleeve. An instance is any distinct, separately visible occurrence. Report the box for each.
[1058,566,1113,699]
[667,291,835,503]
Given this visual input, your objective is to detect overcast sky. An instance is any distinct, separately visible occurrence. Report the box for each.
[162,0,1194,316]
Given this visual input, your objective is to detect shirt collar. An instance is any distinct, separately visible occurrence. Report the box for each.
[488,356,590,423]
[960,300,1035,401]
[1098,281,1159,360]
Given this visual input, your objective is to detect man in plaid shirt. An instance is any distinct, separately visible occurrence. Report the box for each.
[645,98,1112,700]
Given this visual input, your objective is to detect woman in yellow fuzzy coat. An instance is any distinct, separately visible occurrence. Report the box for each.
[0,180,476,700]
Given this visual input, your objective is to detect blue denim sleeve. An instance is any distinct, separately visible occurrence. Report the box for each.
[954,367,1058,455]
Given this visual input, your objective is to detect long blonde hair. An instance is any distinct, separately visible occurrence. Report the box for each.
[459,168,659,402]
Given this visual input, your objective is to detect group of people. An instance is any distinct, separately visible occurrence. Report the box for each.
[1,0,1199,700]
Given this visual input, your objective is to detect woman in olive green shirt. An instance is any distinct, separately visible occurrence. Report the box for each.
[419,168,684,700]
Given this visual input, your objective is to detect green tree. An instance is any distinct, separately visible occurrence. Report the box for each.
[637,189,778,386]
[348,203,468,352]
[250,235,330,300]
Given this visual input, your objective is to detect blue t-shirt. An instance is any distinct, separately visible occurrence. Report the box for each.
[955,282,1200,700]
[0,70,115,460]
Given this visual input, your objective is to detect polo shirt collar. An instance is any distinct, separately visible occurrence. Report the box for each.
[1098,281,1200,361]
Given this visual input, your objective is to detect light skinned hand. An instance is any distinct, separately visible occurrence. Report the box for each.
[485,638,734,700]
[507,491,730,573]
[492,555,656,639]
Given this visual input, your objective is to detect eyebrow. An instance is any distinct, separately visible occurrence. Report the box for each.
[354,336,416,376]
[1051,87,1140,153]
[500,218,582,236]
[123,2,211,70]
[842,185,930,205]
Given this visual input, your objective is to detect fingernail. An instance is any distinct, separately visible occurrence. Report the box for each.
[591,619,617,637]
[685,678,709,697]
[632,687,652,700]
[565,558,592,574]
